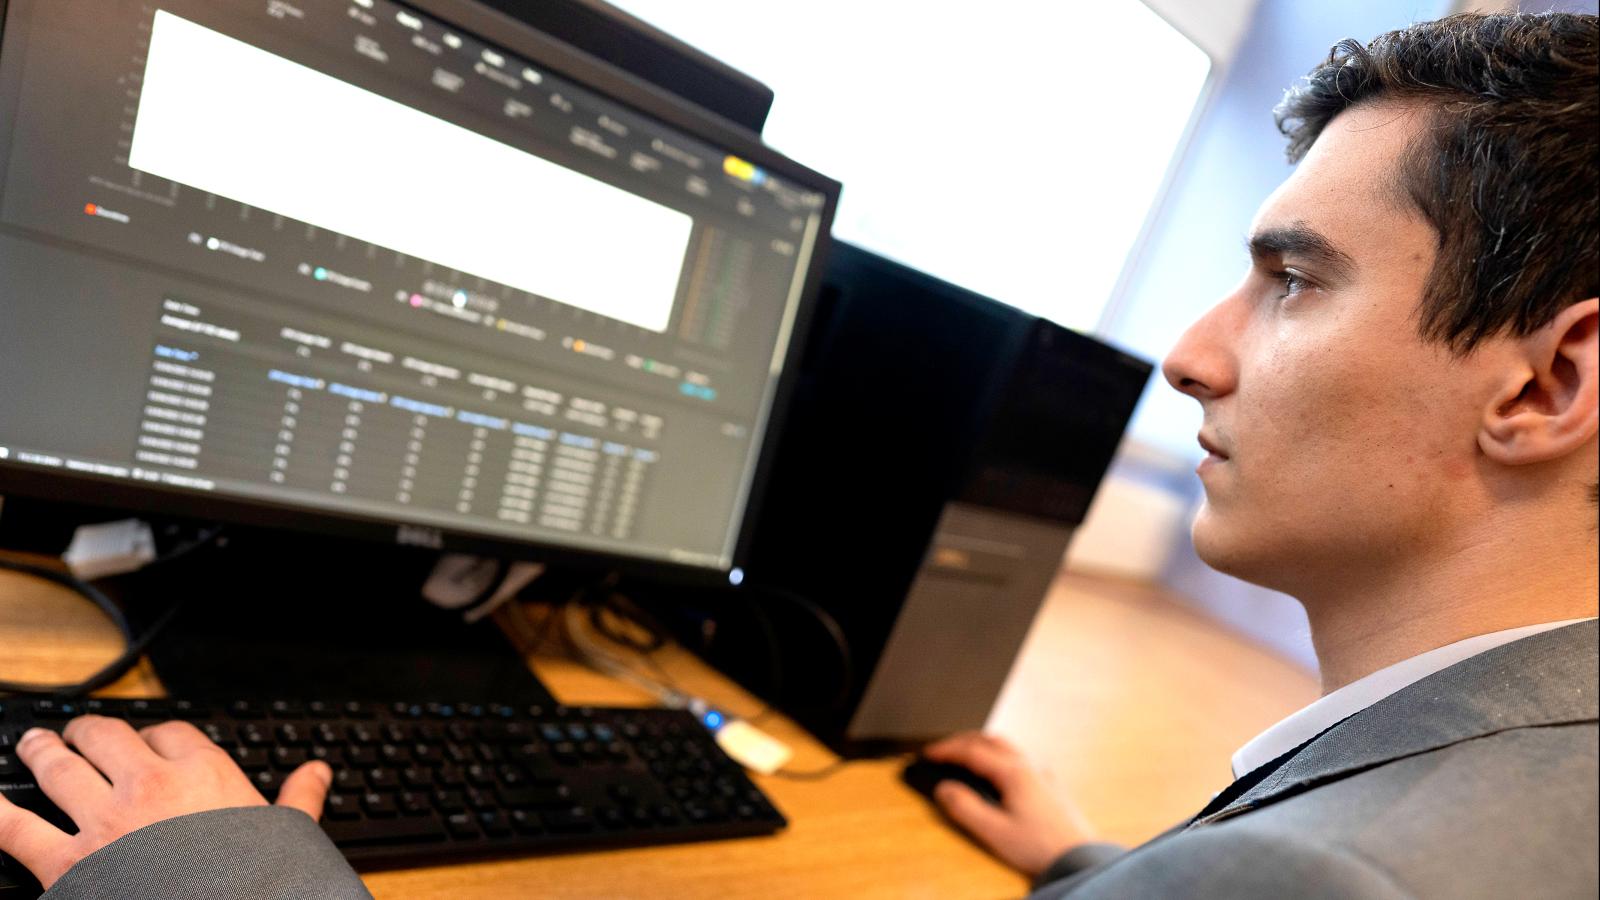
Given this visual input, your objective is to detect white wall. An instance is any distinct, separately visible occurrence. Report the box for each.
[609,0,1212,333]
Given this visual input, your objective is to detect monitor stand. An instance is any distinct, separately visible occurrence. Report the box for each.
[119,527,556,706]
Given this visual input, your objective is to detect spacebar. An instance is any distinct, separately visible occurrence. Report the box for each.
[322,817,448,846]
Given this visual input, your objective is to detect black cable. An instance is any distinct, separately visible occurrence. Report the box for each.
[588,591,667,654]
[735,590,786,711]
[573,579,779,722]
[0,525,223,698]
[0,557,147,697]
[747,584,855,714]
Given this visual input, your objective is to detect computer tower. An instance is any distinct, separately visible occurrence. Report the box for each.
[651,242,1152,754]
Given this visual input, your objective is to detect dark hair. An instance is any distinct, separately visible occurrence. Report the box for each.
[1274,12,1597,354]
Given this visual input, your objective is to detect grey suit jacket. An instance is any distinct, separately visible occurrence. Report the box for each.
[40,806,370,899]
[1032,620,1599,899]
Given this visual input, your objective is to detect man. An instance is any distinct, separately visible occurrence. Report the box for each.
[1,10,1596,899]
[927,10,1599,898]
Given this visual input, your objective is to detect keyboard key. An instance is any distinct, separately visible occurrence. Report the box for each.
[271,747,309,770]
[252,770,281,798]
[478,810,511,836]
[510,809,544,834]
[498,784,570,809]
[398,791,433,816]
[324,817,446,846]
[362,792,398,818]
[547,806,596,833]
[599,805,628,830]
[276,723,310,746]
[323,793,359,821]
[202,723,236,746]
[445,812,478,839]
[231,747,268,772]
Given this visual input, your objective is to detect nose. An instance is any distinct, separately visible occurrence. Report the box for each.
[1162,294,1241,402]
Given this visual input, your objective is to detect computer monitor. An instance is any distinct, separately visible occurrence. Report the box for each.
[0,0,839,583]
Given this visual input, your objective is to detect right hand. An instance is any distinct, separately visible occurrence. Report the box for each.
[922,731,1094,879]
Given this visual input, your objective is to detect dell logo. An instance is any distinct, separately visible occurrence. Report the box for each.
[396,524,444,548]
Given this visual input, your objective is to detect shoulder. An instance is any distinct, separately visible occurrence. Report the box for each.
[1032,825,1412,900]
[1039,724,1598,900]
[1208,724,1596,896]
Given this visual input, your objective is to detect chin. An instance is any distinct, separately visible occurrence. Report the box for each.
[1190,504,1276,587]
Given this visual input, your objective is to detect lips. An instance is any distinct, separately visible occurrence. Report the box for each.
[1198,433,1230,460]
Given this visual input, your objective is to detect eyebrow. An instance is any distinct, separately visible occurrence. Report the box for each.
[1246,224,1356,282]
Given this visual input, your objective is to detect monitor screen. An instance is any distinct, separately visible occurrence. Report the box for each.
[0,0,836,574]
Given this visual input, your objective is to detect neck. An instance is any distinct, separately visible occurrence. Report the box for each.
[1300,517,1598,694]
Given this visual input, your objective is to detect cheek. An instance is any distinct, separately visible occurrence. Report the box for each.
[1241,344,1469,524]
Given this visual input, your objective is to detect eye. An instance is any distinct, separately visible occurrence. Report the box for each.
[1272,270,1312,300]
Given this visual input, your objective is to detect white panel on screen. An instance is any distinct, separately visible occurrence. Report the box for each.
[131,11,692,333]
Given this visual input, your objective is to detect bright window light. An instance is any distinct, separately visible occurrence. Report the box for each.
[613,1,1210,331]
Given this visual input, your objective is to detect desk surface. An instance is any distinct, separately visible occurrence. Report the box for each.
[0,562,1318,898]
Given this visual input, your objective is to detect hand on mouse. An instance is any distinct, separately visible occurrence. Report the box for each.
[922,731,1093,879]
[0,715,332,889]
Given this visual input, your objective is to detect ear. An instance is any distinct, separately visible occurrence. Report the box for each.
[1479,298,1599,467]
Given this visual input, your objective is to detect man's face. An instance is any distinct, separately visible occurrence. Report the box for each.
[1163,103,1505,595]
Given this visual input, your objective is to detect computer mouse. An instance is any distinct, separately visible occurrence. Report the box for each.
[901,755,1003,806]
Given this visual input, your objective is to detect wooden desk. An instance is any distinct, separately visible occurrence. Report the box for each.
[1,561,1318,898]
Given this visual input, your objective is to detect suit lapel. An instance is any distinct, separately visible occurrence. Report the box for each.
[1192,620,1598,827]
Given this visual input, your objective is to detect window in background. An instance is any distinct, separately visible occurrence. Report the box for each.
[611,1,1212,332]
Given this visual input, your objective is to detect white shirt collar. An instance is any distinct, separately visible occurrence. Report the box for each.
[1231,617,1597,779]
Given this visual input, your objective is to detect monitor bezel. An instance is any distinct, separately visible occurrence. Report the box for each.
[0,0,840,586]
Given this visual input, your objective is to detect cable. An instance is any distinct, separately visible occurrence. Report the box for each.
[0,557,148,697]
[747,584,855,714]
[0,525,224,698]
[769,751,913,782]
[768,758,853,781]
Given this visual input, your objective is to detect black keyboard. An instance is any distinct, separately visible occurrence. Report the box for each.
[0,698,784,893]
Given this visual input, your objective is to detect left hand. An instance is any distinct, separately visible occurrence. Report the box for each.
[0,715,331,889]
